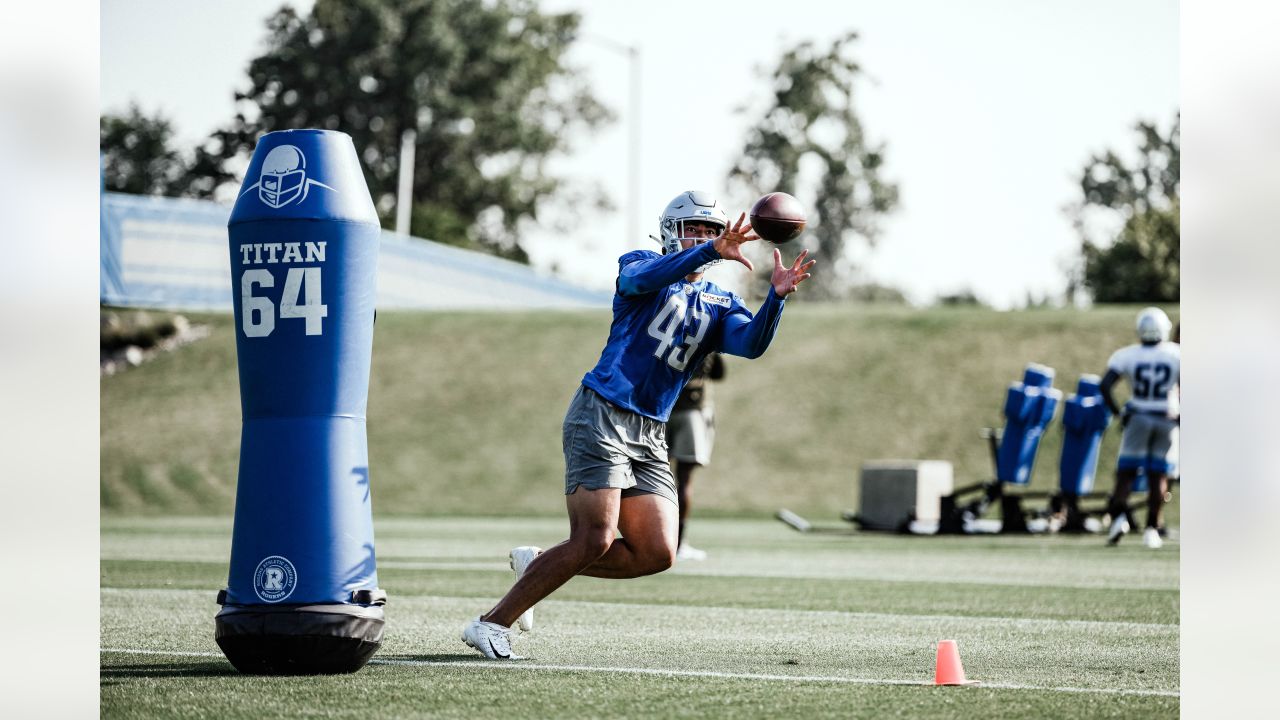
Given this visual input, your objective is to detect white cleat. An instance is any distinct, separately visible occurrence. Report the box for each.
[510,546,543,632]
[461,617,523,660]
[1107,516,1130,546]
[676,544,707,562]
[1143,527,1164,549]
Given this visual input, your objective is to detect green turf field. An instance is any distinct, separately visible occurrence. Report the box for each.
[102,304,1180,715]
[101,515,1178,718]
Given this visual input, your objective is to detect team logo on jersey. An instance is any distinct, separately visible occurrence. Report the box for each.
[253,555,298,603]
[699,292,731,307]
[239,145,336,209]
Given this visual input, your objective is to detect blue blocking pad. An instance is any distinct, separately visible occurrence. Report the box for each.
[1059,375,1110,495]
[218,130,384,675]
[996,364,1062,487]
[225,129,382,609]
[224,416,376,605]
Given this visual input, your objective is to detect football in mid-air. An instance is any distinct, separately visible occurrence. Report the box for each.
[749,192,806,244]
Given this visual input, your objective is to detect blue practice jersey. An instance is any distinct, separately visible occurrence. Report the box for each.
[582,243,786,421]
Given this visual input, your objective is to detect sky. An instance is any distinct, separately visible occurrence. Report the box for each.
[101,0,1179,308]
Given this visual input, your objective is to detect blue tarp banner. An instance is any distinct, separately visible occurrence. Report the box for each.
[100,192,610,311]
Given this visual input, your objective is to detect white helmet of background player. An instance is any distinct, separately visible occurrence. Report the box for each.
[652,191,728,272]
[1136,307,1172,343]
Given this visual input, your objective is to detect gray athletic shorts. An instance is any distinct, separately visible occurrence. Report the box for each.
[1118,412,1179,475]
[562,386,677,506]
[668,407,716,465]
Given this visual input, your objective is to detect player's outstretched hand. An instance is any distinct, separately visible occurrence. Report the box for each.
[713,212,760,271]
[771,249,816,297]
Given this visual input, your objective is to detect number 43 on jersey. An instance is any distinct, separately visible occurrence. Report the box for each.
[647,294,709,371]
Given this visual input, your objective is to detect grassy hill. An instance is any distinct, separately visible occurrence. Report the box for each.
[100,303,1178,522]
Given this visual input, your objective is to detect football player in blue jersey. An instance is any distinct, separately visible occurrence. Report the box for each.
[463,190,815,659]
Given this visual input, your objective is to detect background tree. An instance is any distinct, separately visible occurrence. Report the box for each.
[846,282,908,304]
[198,0,611,262]
[100,103,189,196]
[934,288,987,307]
[1067,114,1179,302]
[727,32,899,299]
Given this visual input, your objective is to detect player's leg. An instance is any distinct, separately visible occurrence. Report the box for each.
[1143,473,1169,545]
[464,386,630,656]
[1108,469,1138,515]
[1108,415,1151,544]
[579,492,679,578]
[464,486,620,658]
[667,410,696,548]
[670,409,691,543]
[1146,471,1169,529]
[675,460,694,547]
[673,408,711,559]
[481,486,622,628]
[1106,468,1138,544]
[580,420,680,577]
[1142,418,1177,547]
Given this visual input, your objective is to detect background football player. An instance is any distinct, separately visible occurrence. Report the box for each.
[1100,307,1181,549]
[668,351,725,561]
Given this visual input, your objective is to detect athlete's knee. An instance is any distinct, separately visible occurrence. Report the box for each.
[652,545,676,573]
[638,543,676,575]
[568,525,614,561]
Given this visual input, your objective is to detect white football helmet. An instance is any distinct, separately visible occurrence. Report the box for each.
[1135,307,1172,343]
[652,190,728,272]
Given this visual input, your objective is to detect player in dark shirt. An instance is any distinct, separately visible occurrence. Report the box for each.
[668,352,725,561]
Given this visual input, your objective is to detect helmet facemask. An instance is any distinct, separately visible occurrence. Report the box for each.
[651,190,730,274]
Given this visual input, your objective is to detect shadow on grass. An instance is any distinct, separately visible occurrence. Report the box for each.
[374,653,487,664]
[101,662,239,679]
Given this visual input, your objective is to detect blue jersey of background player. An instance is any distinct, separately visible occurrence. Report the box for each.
[462,190,815,659]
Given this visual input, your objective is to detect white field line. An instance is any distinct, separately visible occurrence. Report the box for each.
[105,555,1177,592]
[99,648,1179,698]
[98,586,1179,632]
[373,560,1178,592]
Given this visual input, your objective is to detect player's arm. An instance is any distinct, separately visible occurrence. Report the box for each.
[720,289,786,359]
[617,244,721,296]
[768,248,815,298]
[1099,368,1123,418]
[710,213,760,271]
[720,248,816,358]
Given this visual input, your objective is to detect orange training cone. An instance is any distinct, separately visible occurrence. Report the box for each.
[933,639,978,686]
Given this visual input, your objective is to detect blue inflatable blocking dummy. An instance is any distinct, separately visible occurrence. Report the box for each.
[1059,375,1110,495]
[996,364,1062,486]
[215,129,386,675]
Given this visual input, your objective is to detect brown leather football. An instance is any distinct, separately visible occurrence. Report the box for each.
[749,192,807,244]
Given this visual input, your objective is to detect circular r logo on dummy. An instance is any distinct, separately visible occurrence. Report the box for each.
[253,555,298,603]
